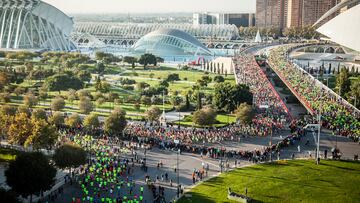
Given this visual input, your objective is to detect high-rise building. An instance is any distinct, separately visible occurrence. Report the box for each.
[193,12,255,27]
[256,0,339,29]
[256,0,287,29]
[286,0,339,28]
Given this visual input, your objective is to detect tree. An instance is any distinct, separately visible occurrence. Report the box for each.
[96,97,106,109]
[31,109,47,121]
[96,62,105,75]
[66,89,77,106]
[65,113,82,128]
[5,152,56,203]
[83,113,100,130]
[43,74,83,92]
[182,89,192,110]
[166,73,180,83]
[214,82,253,113]
[0,188,20,203]
[235,103,255,124]
[0,71,9,91]
[49,112,64,127]
[25,119,59,150]
[79,97,93,114]
[104,108,127,136]
[76,89,92,99]
[14,86,25,97]
[17,105,31,117]
[141,96,152,107]
[0,105,17,116]
[350,78,360,108]
[145,106,162,122]
[7,113,33,146]
[38,86,48,105]
[149,73,155,80]
[23,93,37,108]
[214,75,225,83]
[336,68,351,97]
[123,56,137,65]
[0,92,11,103]
[193,106,217,126]
[51,97,65,111]
[170,96,183,107]
[53,143,86,175]
[77,70,92,84]
[138,54,157,69]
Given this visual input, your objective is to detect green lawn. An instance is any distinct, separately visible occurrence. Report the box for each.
[178,160,360,203]
[174,114,236,128]
[0,148,20,162]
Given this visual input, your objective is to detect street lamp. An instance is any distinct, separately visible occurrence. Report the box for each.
[304,123,321,165]
[269,122,273,162]
[177,148,181,198]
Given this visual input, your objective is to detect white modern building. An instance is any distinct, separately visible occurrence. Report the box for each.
[316,0,360,53]
[0,0,74,51]
[193,12,255,27]
[132,28,212,57]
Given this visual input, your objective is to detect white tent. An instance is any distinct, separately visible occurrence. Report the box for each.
[255,30,262,43]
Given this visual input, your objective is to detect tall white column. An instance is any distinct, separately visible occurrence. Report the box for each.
[14,9,23,49]
[0,9,8,48]
[6,9,16,48]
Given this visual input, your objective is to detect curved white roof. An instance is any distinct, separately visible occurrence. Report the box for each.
[133,28,212,56]
[0,0,74,50]
[317,4,360,52]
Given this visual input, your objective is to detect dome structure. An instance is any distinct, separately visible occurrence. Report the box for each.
[0,0,74,51]
[132,28,212,56]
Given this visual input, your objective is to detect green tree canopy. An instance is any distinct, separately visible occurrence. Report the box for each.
[44,74,83,92]
[65,113,82,128]
[53,143,87,170]
[138,54,157,69]
[49,112,64,127]
[31,109,47,121]
[214,82,253,113]
[79,97,93,114]
[25,119,59,150]
[51,97,65,111]
[336,68,351,97]
[235,103,255,124]
[193,106,217,126]
[104,108,127,136]
[83,113,100,130]
[145,106,162,122]
[5,152,56,202]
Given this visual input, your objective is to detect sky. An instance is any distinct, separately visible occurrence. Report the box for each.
[43,0,256,14]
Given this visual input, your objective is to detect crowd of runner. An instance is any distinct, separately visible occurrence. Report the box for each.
[268,45,360,138]
[233,54,291,133]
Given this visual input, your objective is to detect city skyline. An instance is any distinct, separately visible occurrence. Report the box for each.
[43,0,255,14]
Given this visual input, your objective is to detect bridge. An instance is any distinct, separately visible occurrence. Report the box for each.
[292,44,347,54]
[266,44,360,117]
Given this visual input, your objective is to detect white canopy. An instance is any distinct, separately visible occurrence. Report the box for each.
[317,4,360,52]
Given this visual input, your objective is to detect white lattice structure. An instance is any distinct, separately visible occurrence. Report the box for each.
[0,0,74,51]
[72,22,240,48]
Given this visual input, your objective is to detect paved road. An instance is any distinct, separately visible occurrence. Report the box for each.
[48,130,360,203]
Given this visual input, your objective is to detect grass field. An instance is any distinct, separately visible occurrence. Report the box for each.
[178,160,360,203]
[4,65,236,124]
[174,114,237,128]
